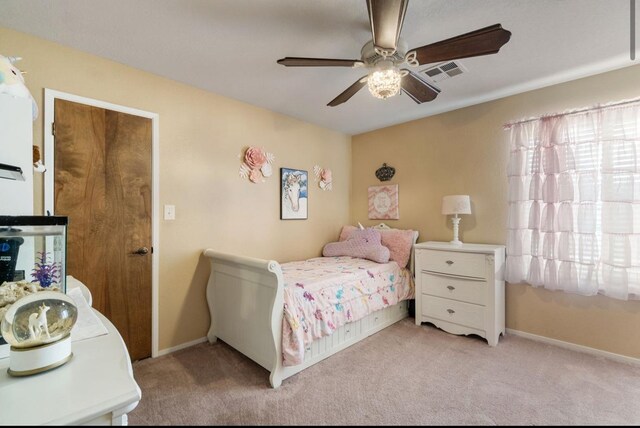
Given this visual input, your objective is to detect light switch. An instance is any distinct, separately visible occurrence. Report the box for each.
[164,204,176,220]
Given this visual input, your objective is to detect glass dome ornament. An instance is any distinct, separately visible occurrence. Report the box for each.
[1,290,78,376]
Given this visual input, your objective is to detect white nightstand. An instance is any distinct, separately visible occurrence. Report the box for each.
[414,241,505,346]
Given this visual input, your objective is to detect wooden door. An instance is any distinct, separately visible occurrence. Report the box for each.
[54,99,152,361]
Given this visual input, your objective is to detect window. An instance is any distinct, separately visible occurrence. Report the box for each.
[505,101,640,300]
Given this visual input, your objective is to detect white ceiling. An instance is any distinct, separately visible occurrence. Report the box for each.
[0,0,636,135]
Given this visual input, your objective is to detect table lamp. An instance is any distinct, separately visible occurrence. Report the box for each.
[442,195,471,245]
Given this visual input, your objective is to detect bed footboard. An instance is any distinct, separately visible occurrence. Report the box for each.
[203,249,284,387]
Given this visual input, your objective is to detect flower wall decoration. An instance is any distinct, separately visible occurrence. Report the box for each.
[313,165,333,191]
[239,146,275,183]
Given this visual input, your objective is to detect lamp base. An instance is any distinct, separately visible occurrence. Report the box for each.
[450,215,463,245]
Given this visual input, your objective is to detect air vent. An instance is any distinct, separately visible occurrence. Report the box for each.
[421,61,466,83]
[424,68,442,77]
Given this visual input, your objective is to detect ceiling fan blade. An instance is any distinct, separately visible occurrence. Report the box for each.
[277,57,364,67]
[401,70,441,103]
[366,0,408,54]
[327,76,368,107]
[409,23,511,66]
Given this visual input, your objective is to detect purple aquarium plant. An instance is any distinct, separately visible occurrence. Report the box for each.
[31,252,61,288]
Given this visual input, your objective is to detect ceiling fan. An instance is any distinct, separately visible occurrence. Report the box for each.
[277,0,511,107]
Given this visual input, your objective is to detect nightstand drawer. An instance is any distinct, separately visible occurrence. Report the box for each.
[421,272,486,305]
[421,295,484,329]
[418,249,486,279]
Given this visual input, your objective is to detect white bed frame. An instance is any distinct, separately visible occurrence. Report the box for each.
[203,249,409,388]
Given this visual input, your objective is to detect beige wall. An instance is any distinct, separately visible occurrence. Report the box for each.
[0,27,351,351]
[352,64,640,358]
[4,24,639,359]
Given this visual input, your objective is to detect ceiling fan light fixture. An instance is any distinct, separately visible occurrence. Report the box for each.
[277,2,511,108]
[367,60,401,100]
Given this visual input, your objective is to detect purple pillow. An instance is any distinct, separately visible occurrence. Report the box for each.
[322,228,390,263]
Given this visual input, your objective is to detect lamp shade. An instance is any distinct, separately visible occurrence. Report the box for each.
[442,195,471,215]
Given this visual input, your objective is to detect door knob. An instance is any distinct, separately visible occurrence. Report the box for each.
[131,247,149,255]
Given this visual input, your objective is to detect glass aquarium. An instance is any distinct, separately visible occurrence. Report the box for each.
[0,215,68,348]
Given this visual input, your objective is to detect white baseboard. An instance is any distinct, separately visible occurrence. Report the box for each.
[157,330,640,367]
[506,328,640,366]
[157,336,208,357]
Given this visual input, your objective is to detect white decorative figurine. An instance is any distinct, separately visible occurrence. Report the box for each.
[28,303,51,340]
[0,54,38,120]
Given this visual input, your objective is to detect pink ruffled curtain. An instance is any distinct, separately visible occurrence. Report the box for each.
[506,103,640,300]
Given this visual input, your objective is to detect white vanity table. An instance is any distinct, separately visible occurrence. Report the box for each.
[0,279,141,425]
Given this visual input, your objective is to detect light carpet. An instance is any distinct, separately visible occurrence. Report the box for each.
[129,319,640,425]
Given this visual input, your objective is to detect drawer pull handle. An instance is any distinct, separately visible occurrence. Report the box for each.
[447,309,455,314]
[446,260,454,265]
[447,285,456,291]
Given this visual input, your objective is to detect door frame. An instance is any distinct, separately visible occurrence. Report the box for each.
[43,88,160,358]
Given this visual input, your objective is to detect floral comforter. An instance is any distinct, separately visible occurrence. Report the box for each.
[281,256,413,366]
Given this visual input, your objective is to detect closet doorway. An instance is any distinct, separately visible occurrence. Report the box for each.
[44,90,159,361]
